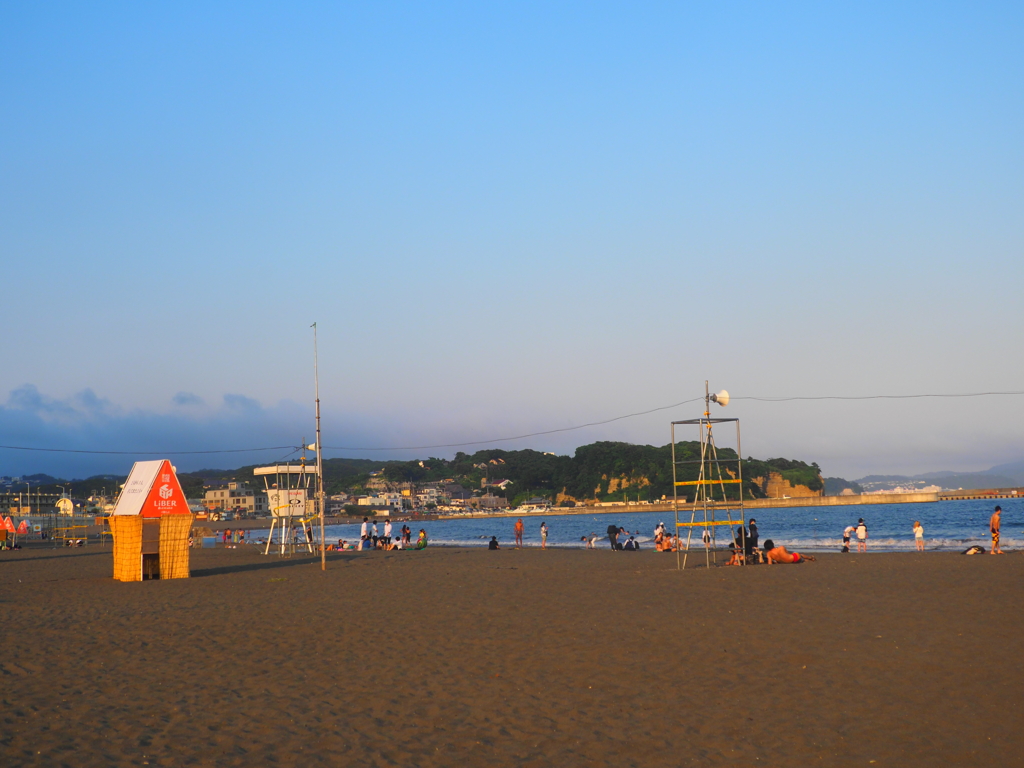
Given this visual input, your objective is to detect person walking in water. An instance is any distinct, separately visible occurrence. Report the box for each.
[540,521,548,549]
[514,518,524,548]
[990,506,1003,554]
[913,520,925,552]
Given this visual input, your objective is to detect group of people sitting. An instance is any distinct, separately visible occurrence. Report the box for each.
[649,518,814,565]
[653,522,682,552]
[724,520,815,565]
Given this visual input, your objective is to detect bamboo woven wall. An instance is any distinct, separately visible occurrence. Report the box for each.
[159,514,194,580]
[110,516,144,582]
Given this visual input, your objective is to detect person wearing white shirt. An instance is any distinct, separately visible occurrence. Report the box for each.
[842,525,855,552]
[383,520,393,545]
[855,519,868,553]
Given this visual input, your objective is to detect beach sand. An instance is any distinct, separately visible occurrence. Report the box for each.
[1,544,1021,767]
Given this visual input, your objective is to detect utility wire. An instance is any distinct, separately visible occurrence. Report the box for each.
[0,445,294,455]
[1,389,1021,456]
[325,391,1024,450]
[323,398,706,452]
[736,390,1024,402]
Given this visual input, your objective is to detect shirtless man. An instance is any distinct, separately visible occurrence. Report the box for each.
[514,518,524,548]
[764,539,816,564]
[989,506,1003,554]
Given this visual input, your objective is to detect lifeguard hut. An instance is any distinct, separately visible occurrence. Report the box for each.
[109,460,194,581]
[255,462,317,556]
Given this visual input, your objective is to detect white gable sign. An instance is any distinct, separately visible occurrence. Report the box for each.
[112,460,164,516]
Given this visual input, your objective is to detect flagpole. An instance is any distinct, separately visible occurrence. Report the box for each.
[312,322,326,571]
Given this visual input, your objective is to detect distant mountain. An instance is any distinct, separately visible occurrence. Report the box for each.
[23,473,65,484]
[854,468,1020,492]
[983,460,1024,485]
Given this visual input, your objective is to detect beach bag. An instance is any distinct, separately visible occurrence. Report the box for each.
[962,545,986,555]
[841,544,849,553]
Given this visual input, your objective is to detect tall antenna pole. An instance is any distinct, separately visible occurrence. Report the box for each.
[312,322,326,571]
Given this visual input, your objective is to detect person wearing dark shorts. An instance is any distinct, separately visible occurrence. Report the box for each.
[990,506,1003,554]
[607,524,619,550]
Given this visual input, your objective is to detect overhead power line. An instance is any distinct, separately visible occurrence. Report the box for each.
[736,390,1024,402]
[0,445,294,456]
[323,398,706,452]
[324,390,1024,451]
[0,389,1021,456]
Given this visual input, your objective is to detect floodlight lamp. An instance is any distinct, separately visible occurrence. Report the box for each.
[710,389,730,407]
[307,443,316,451]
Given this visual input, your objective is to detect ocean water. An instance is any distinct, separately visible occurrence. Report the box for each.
[310,498,1022,553]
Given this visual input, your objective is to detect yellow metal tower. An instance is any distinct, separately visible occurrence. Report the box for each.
[672,382,746,570]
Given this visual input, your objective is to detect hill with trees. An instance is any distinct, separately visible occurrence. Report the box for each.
[17,443,825,505]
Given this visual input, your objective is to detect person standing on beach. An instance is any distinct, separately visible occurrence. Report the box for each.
[607,524,619,550]
[748,519,758,550]
[856,519,868,553]
[989,506,1003,554]
[540,521,548,549]
[913,521,924,552]
[383,519,392,546]
[514,518,524,548]
[361,517,369,541]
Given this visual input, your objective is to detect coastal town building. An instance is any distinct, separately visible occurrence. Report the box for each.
[203,482,267,517]
[471,494,510,510]
[357,493,402,512]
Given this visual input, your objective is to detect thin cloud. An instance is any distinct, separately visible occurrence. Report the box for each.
[172,392,205,407]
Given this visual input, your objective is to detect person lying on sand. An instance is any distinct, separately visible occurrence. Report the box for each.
[763,539,815,564]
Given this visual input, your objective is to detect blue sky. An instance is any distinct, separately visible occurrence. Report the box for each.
[2,2,1022,480]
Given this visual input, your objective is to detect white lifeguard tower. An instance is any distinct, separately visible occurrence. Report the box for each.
[255,462,318,557]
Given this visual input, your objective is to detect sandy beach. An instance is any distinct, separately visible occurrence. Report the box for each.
[1,544,1022,767]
